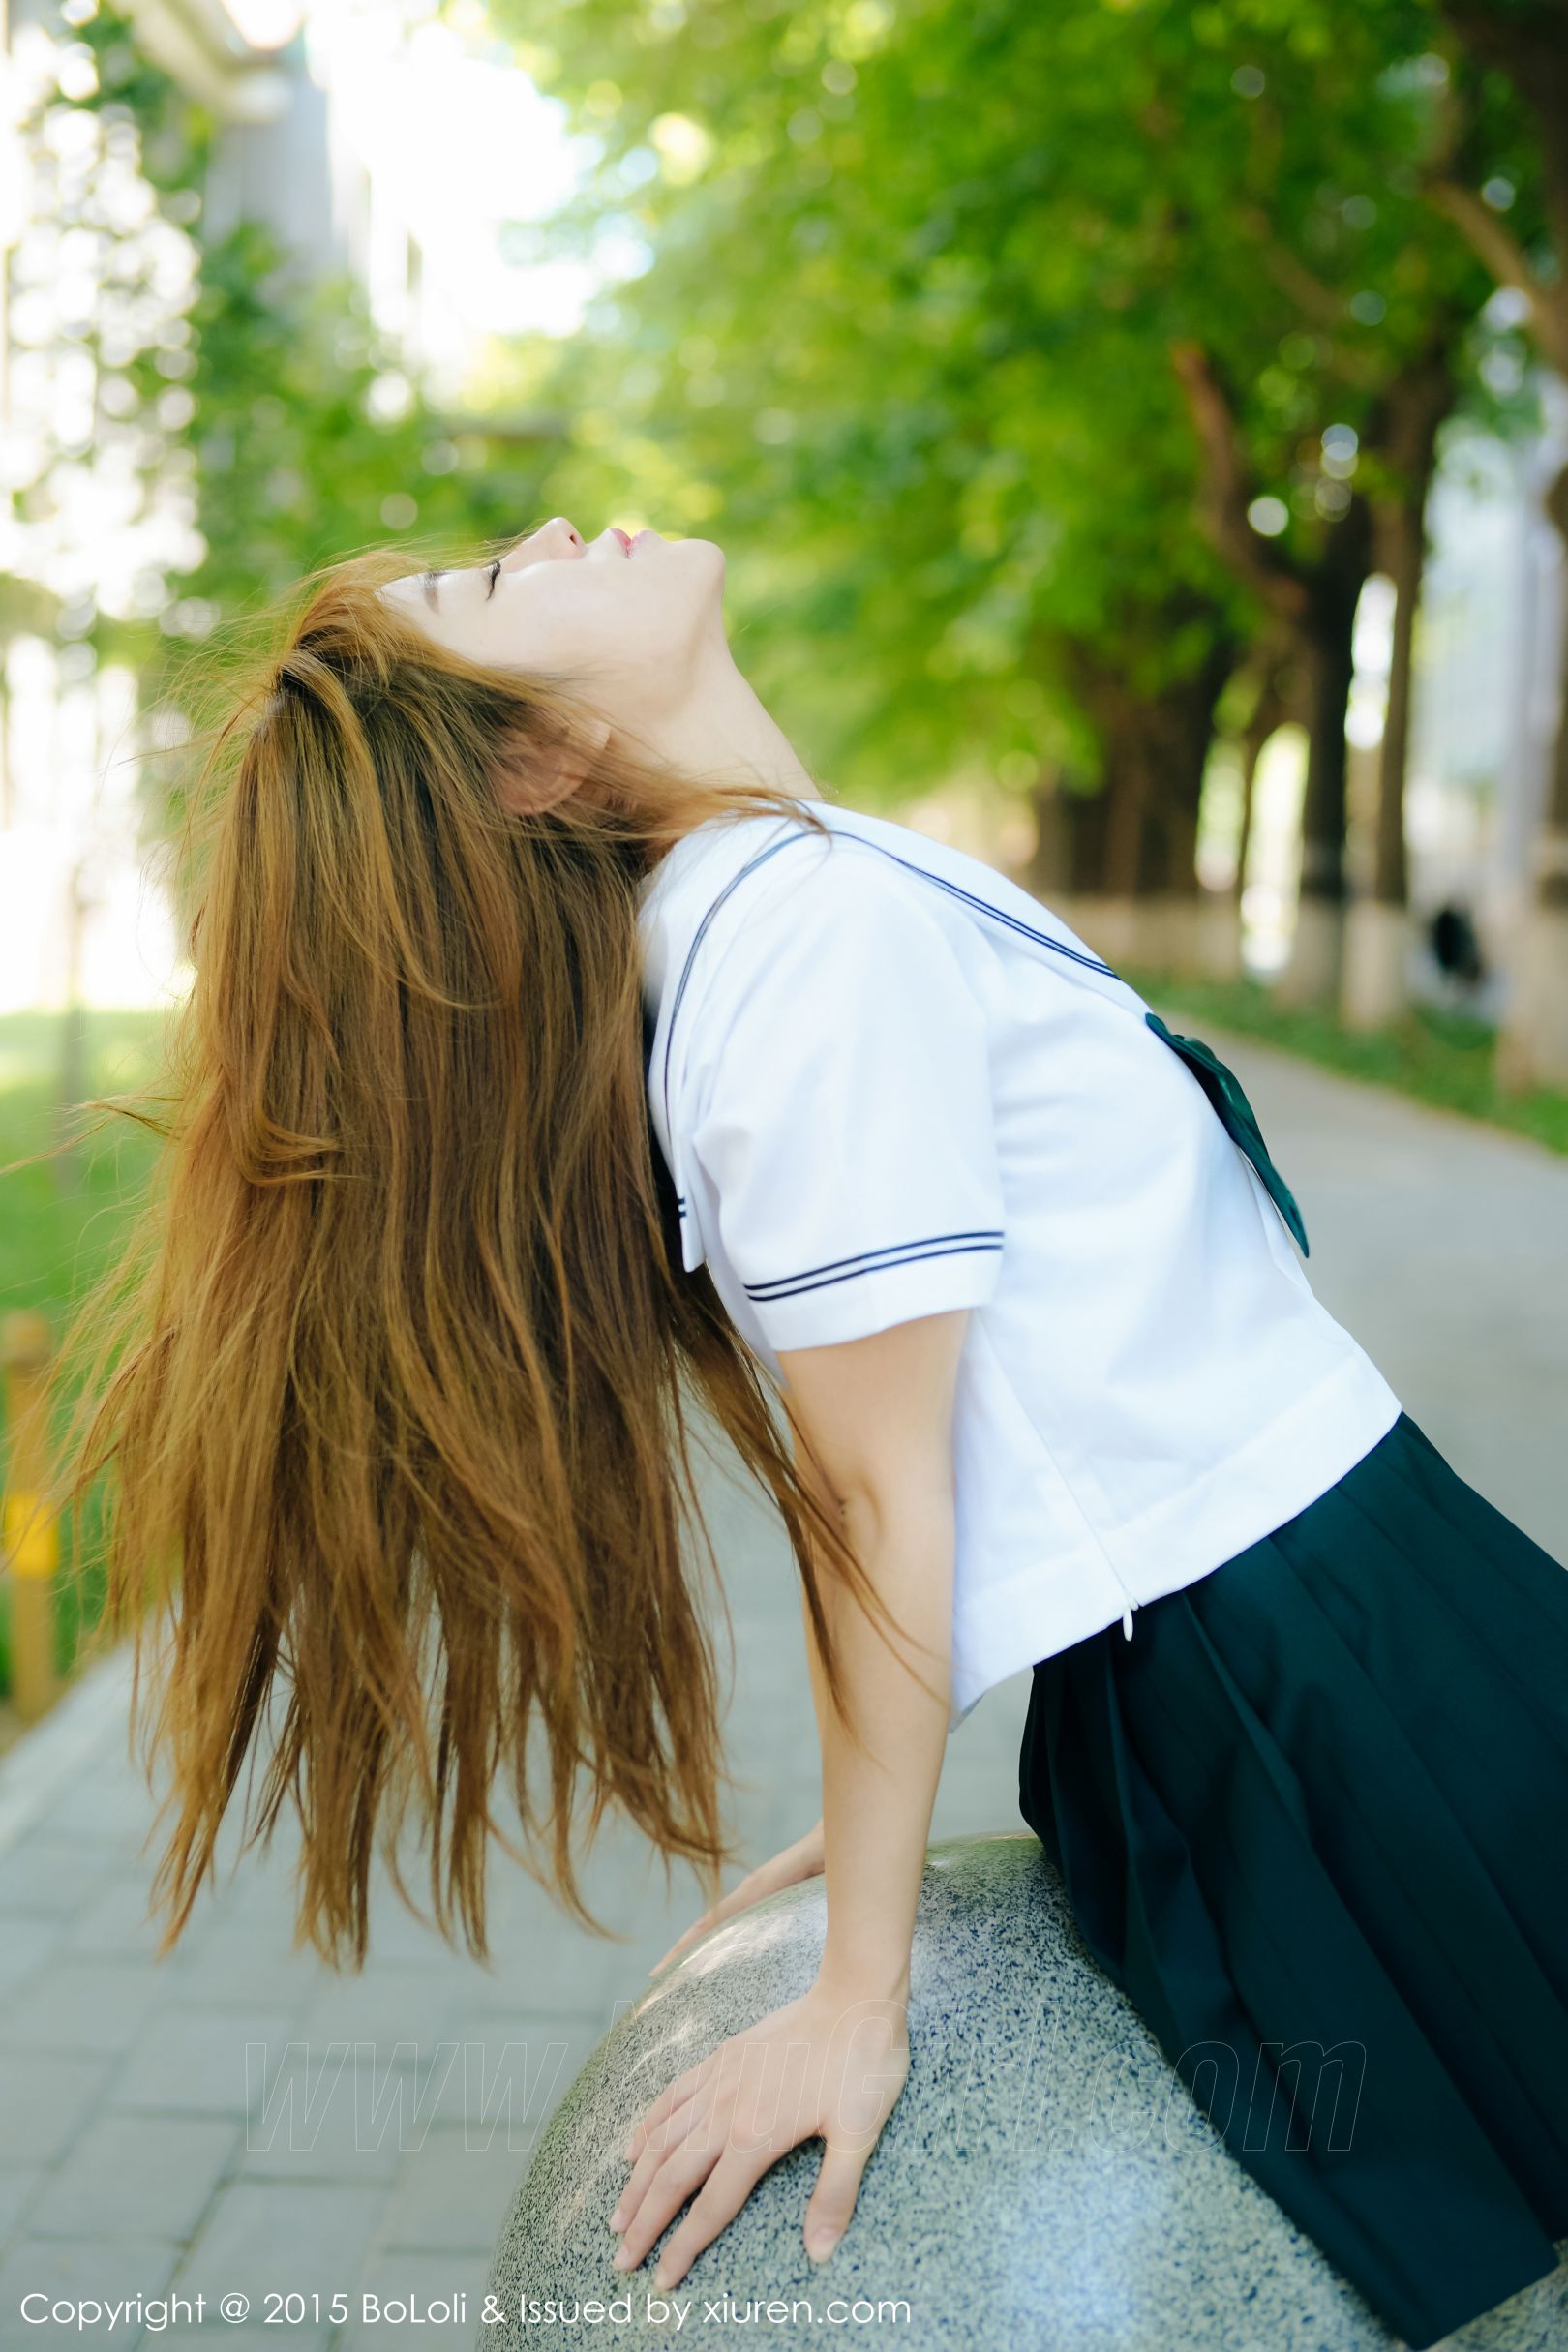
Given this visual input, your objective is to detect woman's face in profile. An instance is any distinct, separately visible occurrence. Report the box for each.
[381,515,726,721]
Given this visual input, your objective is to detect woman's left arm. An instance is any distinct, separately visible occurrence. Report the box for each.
[612,1307,969,2289]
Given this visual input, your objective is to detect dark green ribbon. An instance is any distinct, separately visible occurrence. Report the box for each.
[1144,1010,1310,1257]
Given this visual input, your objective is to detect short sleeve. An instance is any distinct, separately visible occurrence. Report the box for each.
[684,845,1006,1353]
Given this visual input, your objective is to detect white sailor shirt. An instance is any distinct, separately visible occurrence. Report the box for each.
[637,799,1403,1731]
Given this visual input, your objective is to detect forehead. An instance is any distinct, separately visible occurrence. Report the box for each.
[380,570,438,610]
[377,575,448,645]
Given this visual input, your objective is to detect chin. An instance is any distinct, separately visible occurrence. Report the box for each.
[679,533,721,561]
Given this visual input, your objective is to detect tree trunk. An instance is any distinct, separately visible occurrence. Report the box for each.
[1057,633,1237,972]
[1277,500,1373,1007]
[1532,459,1568,909]
[1281,628,1356,1004]
[1342,343,1455,1032]
[1341,516,1418,1033]
[1022,765,1117,903]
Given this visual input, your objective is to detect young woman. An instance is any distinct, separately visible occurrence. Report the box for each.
[31,516,1567,2352]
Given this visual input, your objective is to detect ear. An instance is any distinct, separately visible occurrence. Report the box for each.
[498,711,613,814]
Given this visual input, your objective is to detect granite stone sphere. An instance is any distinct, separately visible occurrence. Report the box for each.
[478,1833,1568,2351]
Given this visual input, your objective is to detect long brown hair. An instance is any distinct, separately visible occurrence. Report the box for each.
[7,542,931,1969]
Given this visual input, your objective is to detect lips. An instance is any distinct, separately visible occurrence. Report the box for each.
[611,527,633,556]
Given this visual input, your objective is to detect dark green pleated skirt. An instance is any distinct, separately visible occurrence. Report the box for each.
[1018,1409,1568,2351]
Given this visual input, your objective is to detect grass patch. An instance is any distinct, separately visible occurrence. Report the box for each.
[1122,967,1568,1157]
[0,1008,172,1696]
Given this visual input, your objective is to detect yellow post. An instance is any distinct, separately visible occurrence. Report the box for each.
[2,1310,61,1725]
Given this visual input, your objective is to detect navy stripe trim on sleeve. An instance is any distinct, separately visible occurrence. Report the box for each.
[744,1229,1004,1303]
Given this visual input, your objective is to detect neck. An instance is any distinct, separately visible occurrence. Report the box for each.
[641,637,822,804]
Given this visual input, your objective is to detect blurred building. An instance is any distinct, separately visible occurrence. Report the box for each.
[0,0,324,1015]
[0,0,583,1015]
[1401,386,1567,1018]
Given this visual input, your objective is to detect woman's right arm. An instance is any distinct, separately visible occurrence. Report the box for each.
[647,1372,914,1980]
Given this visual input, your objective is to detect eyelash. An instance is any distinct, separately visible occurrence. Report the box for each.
[485,558,502,598]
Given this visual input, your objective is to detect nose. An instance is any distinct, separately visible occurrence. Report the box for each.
[503,517,583,569]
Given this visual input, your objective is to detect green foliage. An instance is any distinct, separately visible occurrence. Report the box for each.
[478,0,1532,801]
[49,2,525,684]
[37,0,1552,807]
[0,1009,169,1695]
[163,223,528,630]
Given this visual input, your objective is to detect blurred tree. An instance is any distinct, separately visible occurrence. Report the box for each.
[1125,3,1491,1010]
[487,0,1262,968]
[493,0,1494,994]
[1170,333,1375,1005]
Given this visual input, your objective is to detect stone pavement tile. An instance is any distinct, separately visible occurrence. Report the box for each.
[932,1748,1021,1830]
[32,1771,166,1850]
[446,1931,625,2024]
[25,2114,238,2245]
[603,1902,700,1975]
[0,2052,111,2168]
[427,2016,600,2145]
[747,1782,823,1852]
[0,1914,64,2001]
[0,1958,166,2058]
[337,2252,491,2352]
[58,1874,171,1959]
[1203,1030,1568,1562]
[0,1834,109,1919]
[0,2166,33,2245]
[0,2235,179,2350]
[0,1649,136,1860]
[237,2043,423,2186]
[173,2181,384,2309]
[932,1788,1017,1850]
[157,1910,334,2012]
[290,1963,471,2052]
[371,2121,536,2257]
[205,1858,319,1943]
[318,1888,478,1975]
[104,2009,301,2119]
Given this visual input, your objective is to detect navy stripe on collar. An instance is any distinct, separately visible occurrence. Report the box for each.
[659,825,808,1151]
[847,837,1119,979]
[745,1228,1005,1302]
[658,819,1120,1148]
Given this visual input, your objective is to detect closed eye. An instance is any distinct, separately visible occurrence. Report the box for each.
[485,557,502,598]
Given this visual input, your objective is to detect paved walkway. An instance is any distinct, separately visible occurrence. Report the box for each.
[1,1037,1564,2351]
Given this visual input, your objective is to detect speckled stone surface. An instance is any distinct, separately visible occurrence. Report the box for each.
[477,1833,1568,2350]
